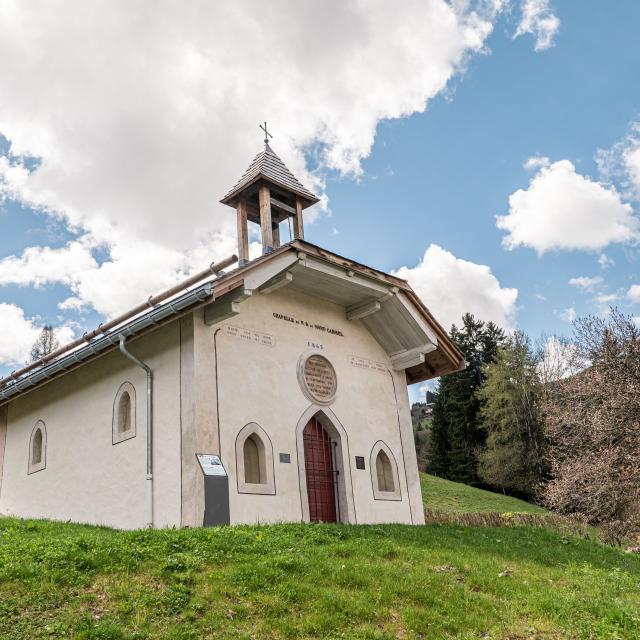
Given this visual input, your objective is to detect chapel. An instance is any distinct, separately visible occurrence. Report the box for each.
[0,137,464,529]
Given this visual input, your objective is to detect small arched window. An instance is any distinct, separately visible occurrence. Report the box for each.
[376,450,395,492]
[28,420,47,474]
[113,382,136,444]
[370,441,401,500]
[32,429,43,464]
[117,391,132,434]
[236,423,275,495]
[243,434,264,484]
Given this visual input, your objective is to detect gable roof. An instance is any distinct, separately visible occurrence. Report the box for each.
[0,240,464,405]
[221,144,319,207]
[217,240,465,384]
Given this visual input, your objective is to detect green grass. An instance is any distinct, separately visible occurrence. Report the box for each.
[421,473,547,514]
[0,479,638,639]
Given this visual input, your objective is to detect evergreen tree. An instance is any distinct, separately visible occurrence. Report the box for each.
[30,325,60,362]
[427,380,450,477]
[476,332,547,497]
[427,313,505,483]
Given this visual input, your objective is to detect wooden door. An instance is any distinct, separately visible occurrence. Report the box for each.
[303,417,337,523]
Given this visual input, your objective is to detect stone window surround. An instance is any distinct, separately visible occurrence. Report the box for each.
[235,422,276,495]
[370,440,402,501]
[112,381,136,445]
[28,420,47,475]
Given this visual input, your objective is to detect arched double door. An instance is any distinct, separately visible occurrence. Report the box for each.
[302,417,337,523]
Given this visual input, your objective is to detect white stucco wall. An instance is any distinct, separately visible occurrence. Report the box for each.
[0,322,183,529]
[0,284,426,529]
[212,286,424,526]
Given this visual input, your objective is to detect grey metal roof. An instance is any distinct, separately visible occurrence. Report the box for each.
[0,281,215,404]
[221,144,319,206]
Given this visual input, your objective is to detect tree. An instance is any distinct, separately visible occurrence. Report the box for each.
[476,332,547,497]
[541,309,640,542]
[30,325,60,362]
[427,383,450,477]
[427,313,505,484]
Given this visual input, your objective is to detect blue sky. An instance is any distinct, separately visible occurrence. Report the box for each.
[312,1,640,341]
[1,1,639,404]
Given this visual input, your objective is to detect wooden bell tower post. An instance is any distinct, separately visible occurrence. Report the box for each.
[220,124,319,265]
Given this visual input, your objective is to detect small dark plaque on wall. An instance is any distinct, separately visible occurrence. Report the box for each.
[279,453,291,463]
[355,456,365,470]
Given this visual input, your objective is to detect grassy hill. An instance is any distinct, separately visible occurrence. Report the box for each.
[0,479,638,639]
[421,473,546,514]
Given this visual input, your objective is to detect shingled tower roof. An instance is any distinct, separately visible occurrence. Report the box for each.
[221,143,319,208]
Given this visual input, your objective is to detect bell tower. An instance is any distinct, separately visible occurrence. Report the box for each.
[221,123,319,265]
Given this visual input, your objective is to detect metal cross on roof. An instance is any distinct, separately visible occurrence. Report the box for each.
[259,121,273,145]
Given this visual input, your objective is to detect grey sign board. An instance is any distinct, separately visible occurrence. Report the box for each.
[197,453,227,476]
[196,453,230,526]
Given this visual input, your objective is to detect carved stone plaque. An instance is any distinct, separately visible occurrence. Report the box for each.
[298,354,337,405]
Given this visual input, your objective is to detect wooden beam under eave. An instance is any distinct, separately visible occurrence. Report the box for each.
[259,185,274,254]
[260,271,293,295]
[392,352,426,370]
[390,343,437,371]
[236,200,249,266]
[204,299,240,326]
[203,288,252,325]
[346,300,381,321]
[293,196,304,240]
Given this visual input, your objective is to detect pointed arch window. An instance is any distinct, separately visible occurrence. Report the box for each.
[376,450,395,492]
[28,420,47,474]
[235,423,275,495]
[112,382,136,444]
[243,434,263,484]
[370,441,401,500]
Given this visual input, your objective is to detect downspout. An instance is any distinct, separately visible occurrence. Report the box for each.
[119,335,154,528]
[213,328,222,457]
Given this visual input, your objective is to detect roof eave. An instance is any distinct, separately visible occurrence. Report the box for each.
[0,281,217,406]
[220,174,319,208]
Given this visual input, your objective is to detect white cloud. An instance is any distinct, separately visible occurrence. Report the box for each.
[524,155,550,170]
[628,285,640,304]
[568,276,602,291]
[497,159,638,254]
[0,1,499,244]
[419,380,438,397]
[0,240,97,288]
[55,325,76,347]
[0,303,76,367]
[556,306,576,323]
[598,253,614,269]
[0,0,507,324]
[0,303,40,366]
[393,244,518,331]
[0,304,76,367]
[597,122,640,201]
[58,297,87,312]
[514,0,560,51]
[538,335,584,382]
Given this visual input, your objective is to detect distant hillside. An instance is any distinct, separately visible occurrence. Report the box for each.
[421,472,546,514]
